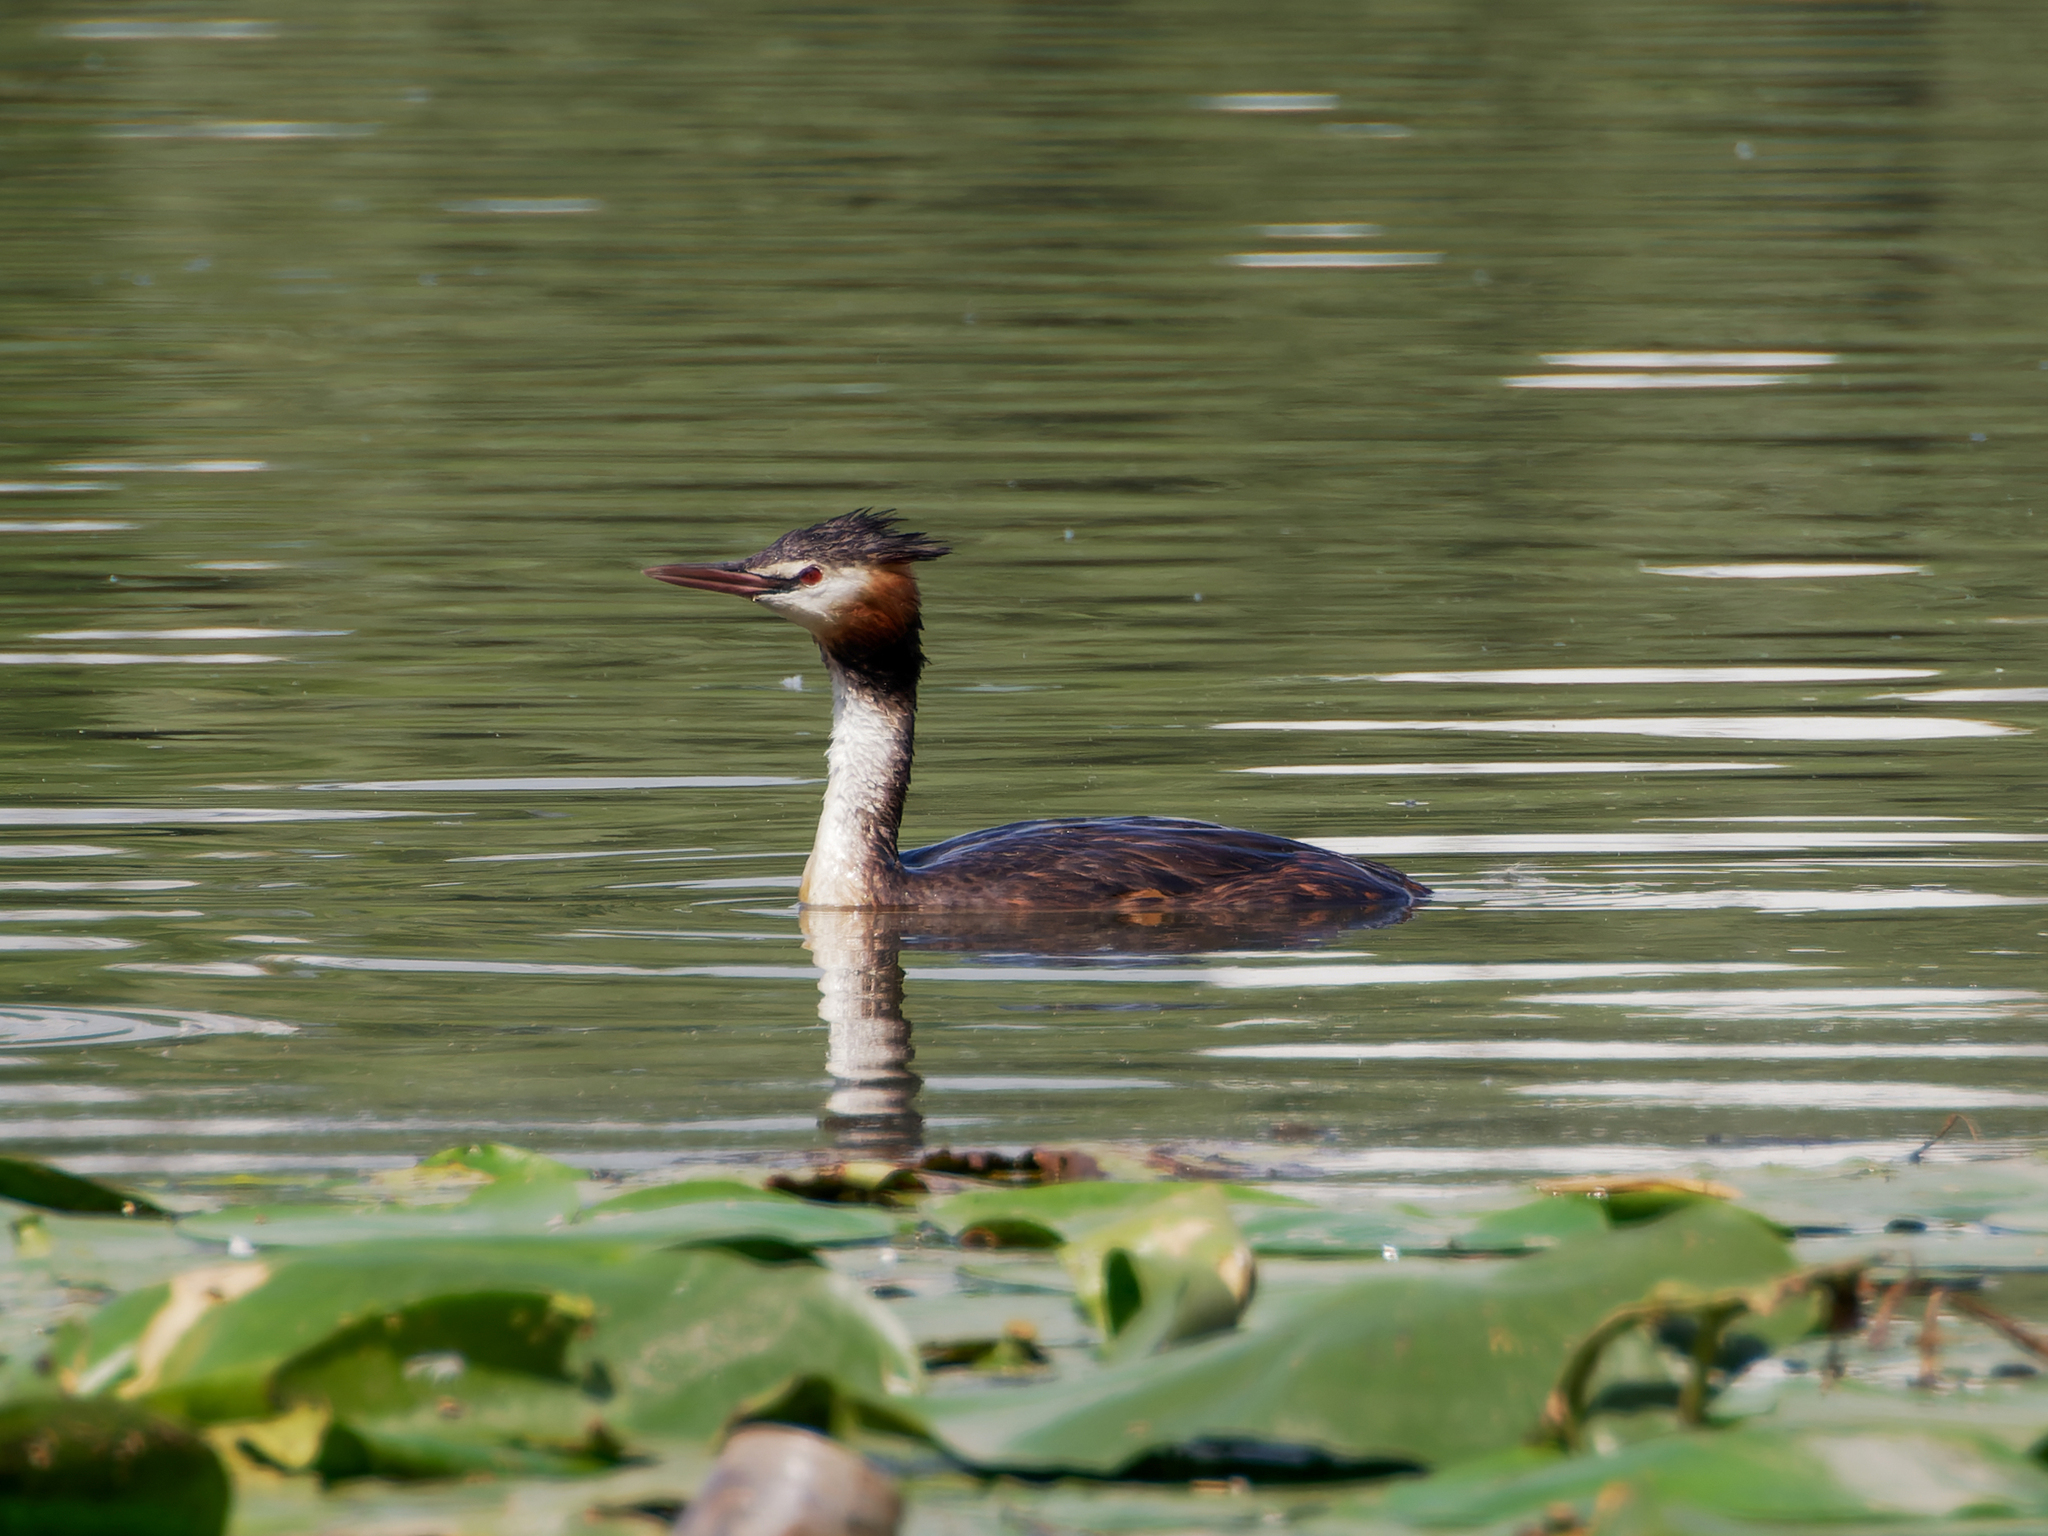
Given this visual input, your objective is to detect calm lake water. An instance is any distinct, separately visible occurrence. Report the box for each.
[2,0,2044,1187]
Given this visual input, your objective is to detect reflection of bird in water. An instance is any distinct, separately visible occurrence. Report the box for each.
[799,904,1409,1162]
[802,908,921,1158]
[646,510,1427,914]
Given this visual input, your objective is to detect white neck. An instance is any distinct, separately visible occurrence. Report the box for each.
[799,661,913,907]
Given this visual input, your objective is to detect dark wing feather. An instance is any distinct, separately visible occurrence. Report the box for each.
[898,816,1426,911]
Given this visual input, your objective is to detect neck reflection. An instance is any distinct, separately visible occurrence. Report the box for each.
[799,902,1423,1161]
[803,907,922,1158]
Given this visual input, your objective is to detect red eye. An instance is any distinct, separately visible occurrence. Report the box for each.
[797,566,824,586]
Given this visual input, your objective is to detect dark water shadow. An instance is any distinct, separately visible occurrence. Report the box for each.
[800,902,1419,1158]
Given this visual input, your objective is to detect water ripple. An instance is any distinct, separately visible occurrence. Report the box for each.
[0,1006,299,1048]
[1314,831,2047,855]
[305,776,812,792]
[1219,716,2022,740]
[1240,761,1782,776]
[37,628,349,640]
[1514,1081,2048,1109]
[1643,562,1926,579]
[1518,987,2041,1019]
[0,653,284,666]
[1206,1038,2048,1063]
[0,808,420,826]
[0,936,136,951]
[1359,667,1934,685]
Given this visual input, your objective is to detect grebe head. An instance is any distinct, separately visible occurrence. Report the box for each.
[644,509,949,645]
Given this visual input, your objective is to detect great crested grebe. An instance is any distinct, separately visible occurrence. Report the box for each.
[645,511,1428,913]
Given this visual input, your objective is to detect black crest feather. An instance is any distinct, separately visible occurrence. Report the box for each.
[752,509,950,569]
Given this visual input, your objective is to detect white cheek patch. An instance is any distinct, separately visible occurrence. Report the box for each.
[757,566,878,636]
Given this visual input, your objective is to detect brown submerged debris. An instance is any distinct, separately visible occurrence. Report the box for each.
[920,1320,1052,1375]
[1144,1145,1260,1181]
[1914,1286,1949,1388]
[918,1145,1105,1183]
[769,1163,928,1206]
[773,1147,1109,1204]
[1907,1111,1982,1165]
[1867,1277,1911,1350]
[672,1424,900,1536]
[1948,1289,2048,1365]
[1267,1121,1334,1144]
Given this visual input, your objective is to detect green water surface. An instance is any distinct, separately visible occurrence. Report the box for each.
[0,0,2044,1182]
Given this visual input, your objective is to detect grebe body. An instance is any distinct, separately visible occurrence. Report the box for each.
[645,511,1427,914]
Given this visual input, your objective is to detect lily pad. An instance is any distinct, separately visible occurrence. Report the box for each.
[922,1200,1800,1477]
[1058,1185,1254,1358]
[1232,1204,1450,1258]
[1737,1162,2048,1236]
[1355,1424,2048,1528]
[0,1397,228,1536]
[176,1200,573,1248]
[259,1289,627,1482]
[179,1143,587,1249]
[0,1155,167,1220]
[1236,1195,1615,1259]
[569,1194,896,1255]
[930,1180,1306,1249]
[1455,1194,1614,1250]
[61,1239,919,1450]
[310,1415,626,1484]
[581,1179,802,1215]
[417,1144,584,1192]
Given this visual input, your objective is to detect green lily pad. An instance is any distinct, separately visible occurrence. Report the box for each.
[1058,1185,1254,1358]
[274,1289,591,1413]
[1232,1204,1448,1258]
[929,1181,1307,1250]
[178,1144,590,1250]
[569,1195,895,1254]
[311,1414,626,1484]
[62,1239,919,1451]
[922,1200,1800,1478]
[1235,1195,1614,1259]
[0,1397,228,1536]
[259,1288,627,1482]
[576,1255,920,1439]
[581,1179,802,1215]
[1738,1162,2048,1235]
[176,1200,571,1248]
[0,1156,167,1220]
[1454,1194,1614,1250]
[1355,1423,2048,1528]
[417,1144,584,1192]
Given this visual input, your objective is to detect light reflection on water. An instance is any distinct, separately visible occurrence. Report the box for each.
[1431,885,2046,914]
[1316,831,2048,854]
[1503,372,1793,390]
[1516,1082,2048,1109]
[304,776,815,792]
[1219,717,2024,739]
[1641,563,1930,580]
[2,0,2045,1185]
[1207,1042,2048,1062]
[1360,667,1935,684]
[1240,761,1783,776]
[0,808,419,824]
[0,1006,298,1047]
[37,628,350,639]
[1542,352,1838,369]
[0,652,285,666]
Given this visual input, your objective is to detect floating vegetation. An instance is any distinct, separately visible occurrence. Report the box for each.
[0,1142,2046,1533]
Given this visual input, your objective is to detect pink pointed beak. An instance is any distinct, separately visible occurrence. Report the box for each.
[643,562,794,598]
